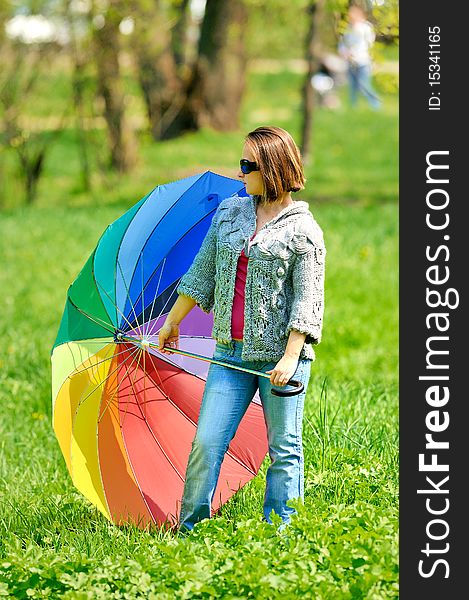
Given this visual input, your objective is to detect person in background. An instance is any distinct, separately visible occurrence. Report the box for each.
[338,4,382,109]
[158,126,326,534]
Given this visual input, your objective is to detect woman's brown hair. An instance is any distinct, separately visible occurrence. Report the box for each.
[245,126,306,203]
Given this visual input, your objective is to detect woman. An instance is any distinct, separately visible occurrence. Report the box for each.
[158,126,326,533]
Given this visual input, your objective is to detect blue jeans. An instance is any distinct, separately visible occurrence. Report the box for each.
[179,340,312,532]
[348,63,381,109]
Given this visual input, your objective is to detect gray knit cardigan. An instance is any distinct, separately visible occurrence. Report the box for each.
[176,194,326,362]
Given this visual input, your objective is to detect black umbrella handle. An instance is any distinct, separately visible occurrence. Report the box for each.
[270,379,304,397]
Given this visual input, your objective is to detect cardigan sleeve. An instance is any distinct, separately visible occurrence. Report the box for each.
[176,203,223,314]
[286,233,326,346]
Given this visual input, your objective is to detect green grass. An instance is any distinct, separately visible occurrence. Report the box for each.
[0,63,398,598]
[0,201,398,598]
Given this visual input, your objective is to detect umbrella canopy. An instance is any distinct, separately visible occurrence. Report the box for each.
[51,171,268,530]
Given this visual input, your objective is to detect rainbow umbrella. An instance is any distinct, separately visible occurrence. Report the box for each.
[51,171,269,530]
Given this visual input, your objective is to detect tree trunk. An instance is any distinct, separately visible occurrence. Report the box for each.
[93,2,137,172]
[72,56,92,190]
[131,0,186,140]
[16,141,46,204]
[171,0,191,69]
[300,0,326,165]
[177,0,248,132]
[66,4,91,192]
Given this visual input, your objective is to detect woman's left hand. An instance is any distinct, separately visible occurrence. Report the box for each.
[266,355,299,387]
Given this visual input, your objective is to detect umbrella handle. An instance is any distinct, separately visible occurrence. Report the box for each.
[270,379,304,397]
[210,358,304,397]
[127,338,306,397]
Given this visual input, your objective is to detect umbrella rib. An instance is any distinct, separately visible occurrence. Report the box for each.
[144,335,218,378]
[93,244,158,518]
[134,346,195,378]
[68,337,114,342]
[66,344,134,379]
[95,277,140,334]
[140,256,145,337]
[63,338,106,380]
[141,258,148,417]
[143,256,166,338]
[118,174,207,314]
[117,257,144,337]
[145,257,172,339]
[119,349,186,483]
[144,337,220,390]
[111,350,158,524]
[118,345,143,430]
[90,247,118,329]
[148,286,177,336]
[73,346,140,415]
[68,345,137,483]
[119,353,188,512]
[74,339,86,378]
[128,207,217,324]
[96,365,122,423]
[120,346,148,430]
[97,345,142,423]
[143,341,147,420]
[127,346,145,427]
[146,276,180,339]
[142,205,229,335]
[141,345,170,399]
[98,345,164,525]
[93,348,140,436]
[144,350,257,477]
[54,337,113,353]
[116,197,231,338]
[94,369,115,522]
[109,194,151,330]
[125,173,243,317]
[67,296,115,336]
[143,342,213,384]
[64,339,114,345]
[100,346,146,427]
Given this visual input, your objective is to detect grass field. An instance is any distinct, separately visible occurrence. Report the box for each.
[0,65,398,598]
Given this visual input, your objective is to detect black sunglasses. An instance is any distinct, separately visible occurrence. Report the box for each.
[240,159,260,175]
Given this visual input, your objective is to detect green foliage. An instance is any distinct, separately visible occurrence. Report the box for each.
[0,501,398,598]
[371,0,399,41]
[374,71,399,95]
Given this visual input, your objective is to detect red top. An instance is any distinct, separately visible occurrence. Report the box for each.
[231,233,256,340]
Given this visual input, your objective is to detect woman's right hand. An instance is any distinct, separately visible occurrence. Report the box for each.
[158,320,180,355]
